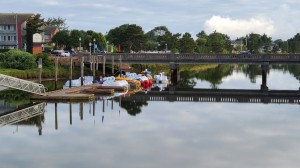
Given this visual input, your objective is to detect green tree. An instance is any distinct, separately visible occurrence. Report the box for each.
[45,17,68,30]
[207,31,231,53]
[247,33,262,53]
[178,32,196,53]
[107,24,147,52]
[25,14,45,53]
[288,33,300,53]
[51,30,70,49]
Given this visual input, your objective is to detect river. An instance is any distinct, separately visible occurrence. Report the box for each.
[1,64,300,168]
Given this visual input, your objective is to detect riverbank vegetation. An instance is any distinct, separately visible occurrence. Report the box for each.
[0,50,79,79]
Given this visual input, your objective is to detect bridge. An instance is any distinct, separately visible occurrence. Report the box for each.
[120,88,300,105]
[0,103,46,126]
[82,53,300,65]
[0,74,46,95]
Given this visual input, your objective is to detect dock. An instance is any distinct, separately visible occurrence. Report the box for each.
[30,84,127,101]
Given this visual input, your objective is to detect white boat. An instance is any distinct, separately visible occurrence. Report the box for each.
[153,72,168,84]
[64,76,94,88]
[102,76,129,87]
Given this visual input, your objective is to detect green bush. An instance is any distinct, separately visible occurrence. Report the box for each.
[0,49,36,70]
[35,53,51,67]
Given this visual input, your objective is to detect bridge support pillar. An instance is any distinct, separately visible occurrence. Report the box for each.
[170,62,180,85]
[261,63,269,93]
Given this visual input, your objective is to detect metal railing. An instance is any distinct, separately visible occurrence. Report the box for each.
[0,74,46,95]
[0,103,46,126]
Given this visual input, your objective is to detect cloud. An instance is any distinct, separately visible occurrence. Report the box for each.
[204,16,276,39]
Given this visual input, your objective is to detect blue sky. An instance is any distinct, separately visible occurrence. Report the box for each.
[1,0,300,40]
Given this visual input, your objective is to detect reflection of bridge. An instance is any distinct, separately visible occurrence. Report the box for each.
[121,88,300,104]
[0,103,46,126]
[0,74,46,95]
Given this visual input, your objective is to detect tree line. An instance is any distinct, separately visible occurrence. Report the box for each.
[26,14,300,54]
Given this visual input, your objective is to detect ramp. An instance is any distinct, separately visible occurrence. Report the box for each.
[0,74,46,95]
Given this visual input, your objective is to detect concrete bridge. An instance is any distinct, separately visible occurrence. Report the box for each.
[119,88,300,105]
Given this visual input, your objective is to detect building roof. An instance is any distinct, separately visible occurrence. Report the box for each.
[44,26,58,35]
[0,13,34,25]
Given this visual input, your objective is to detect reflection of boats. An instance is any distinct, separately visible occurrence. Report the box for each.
[64,76,94,88]
[153,72,168,84]
[153,83,168,91]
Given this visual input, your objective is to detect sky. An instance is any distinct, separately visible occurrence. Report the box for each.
[1,0,300,40]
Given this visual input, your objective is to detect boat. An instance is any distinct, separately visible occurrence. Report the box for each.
[102,76,129,88]
[63,76,94,88]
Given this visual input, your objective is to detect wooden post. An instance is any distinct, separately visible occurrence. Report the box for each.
[69,56,73,88]
[112,55,114,75]
[81,56,84,86]
[55,56,58,88]
[93,55,96,81]
[103,56,106,77]
[96,56,99,71]
[119,55,122,77]
[38,58,42,84]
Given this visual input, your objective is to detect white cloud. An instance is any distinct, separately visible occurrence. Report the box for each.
[204,16,276,39]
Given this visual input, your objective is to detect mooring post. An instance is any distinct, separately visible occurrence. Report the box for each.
[69,56,73,88]
[81,56,84,86]
[38,58,42,84]
[103,55,106,77]
[93,55,96,81]
[55,56,58,88]
[112,55,114,75]
[96,56,99,71]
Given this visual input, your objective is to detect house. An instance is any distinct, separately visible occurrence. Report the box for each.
[0,13,34,50]
[43,26,59,43]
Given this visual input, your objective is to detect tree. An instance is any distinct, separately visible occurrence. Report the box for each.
[51,30,70,49]
[25,14,45,53]
[207,31,231,53]
[288,33,300,53]
[247,33,262,53]
[178,32,196,53]
[45,17,68,30]
[107,24,147,52]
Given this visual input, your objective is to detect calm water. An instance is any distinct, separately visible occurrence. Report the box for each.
[1,65,300,168]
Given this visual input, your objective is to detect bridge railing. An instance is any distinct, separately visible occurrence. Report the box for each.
[79,53,300,64]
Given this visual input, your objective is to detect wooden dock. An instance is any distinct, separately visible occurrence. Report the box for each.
[30,84,126,101]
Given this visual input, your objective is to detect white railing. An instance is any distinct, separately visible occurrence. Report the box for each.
[0,74,46,95]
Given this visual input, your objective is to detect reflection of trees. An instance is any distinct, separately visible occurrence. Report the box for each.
[115,97,148,116]
[178,65,234,89]
[236,65,262,83]
[0,89,31,106]
[272,65,300,78]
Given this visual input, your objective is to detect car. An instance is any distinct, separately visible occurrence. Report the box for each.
[60,51,71,57]
[240,51,251,55]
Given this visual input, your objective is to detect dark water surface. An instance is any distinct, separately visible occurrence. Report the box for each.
[1,65,300,168]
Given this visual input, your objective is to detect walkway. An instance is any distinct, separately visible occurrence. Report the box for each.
[0,74,46,96]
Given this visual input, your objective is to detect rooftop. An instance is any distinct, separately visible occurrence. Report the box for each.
[0,13,34,25]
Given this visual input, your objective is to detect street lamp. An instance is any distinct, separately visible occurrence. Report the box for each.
[165,43,168,53]
[79,37,81,51]
[93,38,96,53]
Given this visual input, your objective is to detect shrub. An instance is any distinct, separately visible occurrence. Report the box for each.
[35,53,51,67]
[0,49,36,70]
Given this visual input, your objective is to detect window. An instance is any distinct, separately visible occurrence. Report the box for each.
[44,35,50,40]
